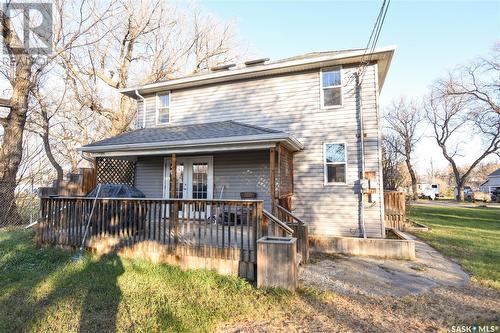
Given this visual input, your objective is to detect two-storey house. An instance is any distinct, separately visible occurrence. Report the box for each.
[79,46,395,240]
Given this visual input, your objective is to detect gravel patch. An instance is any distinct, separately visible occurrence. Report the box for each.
[299,234,469,297]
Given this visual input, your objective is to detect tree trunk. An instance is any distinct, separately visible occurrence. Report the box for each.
[41,129,64,182]
[110,95,134,135]
[452,168,465,202]
[455,183,463,202]
[405,159,418,200]
[0,55,32,225]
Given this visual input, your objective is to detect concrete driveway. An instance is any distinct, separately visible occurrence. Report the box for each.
[299,233,469,297]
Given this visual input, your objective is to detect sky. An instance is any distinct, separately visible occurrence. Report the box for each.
[200,0,500,174]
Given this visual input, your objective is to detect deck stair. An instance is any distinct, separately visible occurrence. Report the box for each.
[263,208,309,265]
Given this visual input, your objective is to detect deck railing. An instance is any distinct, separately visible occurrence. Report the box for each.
[262,209,294,237]
[276,205,309,263]
[38,197,263,265]
[383,191,407,230]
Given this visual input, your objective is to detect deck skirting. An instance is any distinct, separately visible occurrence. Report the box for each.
[309,235,416,260]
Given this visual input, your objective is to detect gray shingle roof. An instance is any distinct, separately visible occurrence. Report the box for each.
[148,49,364,83]
[83,121,283,148]
[489,168,500,177]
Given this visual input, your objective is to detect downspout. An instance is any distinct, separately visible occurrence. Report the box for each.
[79,150,93,163]
[135,89,146,128]
[355,73,367,239]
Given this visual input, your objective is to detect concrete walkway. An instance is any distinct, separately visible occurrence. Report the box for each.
[299,233,469,297]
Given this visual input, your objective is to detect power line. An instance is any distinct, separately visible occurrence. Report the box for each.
[352,0,391,85]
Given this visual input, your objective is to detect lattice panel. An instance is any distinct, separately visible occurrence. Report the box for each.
[278,146,294,198]
[96,158,136,186]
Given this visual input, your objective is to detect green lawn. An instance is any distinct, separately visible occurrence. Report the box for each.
[1,224,499,332]
[409,205,500,289]
[0,228,292,333]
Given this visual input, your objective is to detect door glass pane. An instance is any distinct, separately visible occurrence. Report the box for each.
[170,163,184,199]
[192,163,208,199]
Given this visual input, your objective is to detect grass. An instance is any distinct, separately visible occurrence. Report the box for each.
[0,226,498,332]
[0,228,293,333]
[408,205,500,289]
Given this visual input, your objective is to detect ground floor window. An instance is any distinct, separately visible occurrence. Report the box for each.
[324,142,347,184]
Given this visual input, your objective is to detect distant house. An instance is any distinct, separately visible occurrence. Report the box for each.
[479,168,500,193]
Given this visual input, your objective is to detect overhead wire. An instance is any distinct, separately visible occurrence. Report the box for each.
[357,0,391,84]
[344,0,391,87]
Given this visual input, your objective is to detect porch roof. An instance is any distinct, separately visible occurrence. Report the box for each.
[78,120,303,157]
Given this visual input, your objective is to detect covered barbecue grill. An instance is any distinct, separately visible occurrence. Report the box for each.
[86,184,147,236]
[87,184,146,198]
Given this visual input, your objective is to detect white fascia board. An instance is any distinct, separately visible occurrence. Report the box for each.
[87,142,276,158]
[120,46,396,97]
[78,134,303,155]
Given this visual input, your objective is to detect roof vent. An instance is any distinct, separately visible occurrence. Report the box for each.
[244,58,269,66]
[210,63,236,71]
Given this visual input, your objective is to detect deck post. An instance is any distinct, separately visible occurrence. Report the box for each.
[269,147,276,215]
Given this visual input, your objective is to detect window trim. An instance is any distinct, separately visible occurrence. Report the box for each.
[323,142,347,185]
[320,66,343,109]
[155,91,171,125]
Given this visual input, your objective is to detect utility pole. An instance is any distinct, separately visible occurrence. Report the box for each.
[430,158,434,183]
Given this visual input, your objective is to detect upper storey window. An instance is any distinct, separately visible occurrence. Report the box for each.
[320,67,342,108]
[156,92,170,125]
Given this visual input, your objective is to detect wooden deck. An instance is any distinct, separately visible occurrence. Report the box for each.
[37,197,307,282]
[38,197,264,279]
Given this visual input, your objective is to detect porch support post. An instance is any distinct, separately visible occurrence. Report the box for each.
[269,147,276,214]
[170,154,178,243]
[276,143,281,206]
[171,154,177,198]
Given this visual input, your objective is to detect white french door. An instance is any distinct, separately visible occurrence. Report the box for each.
[163,156,213,218]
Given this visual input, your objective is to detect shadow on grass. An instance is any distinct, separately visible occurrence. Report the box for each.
[0,229,69,331]
[77,253,124,332]
[0,229,125,332]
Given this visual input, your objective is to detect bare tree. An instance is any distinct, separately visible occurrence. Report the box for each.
[425,88,500,201]
[0,131,49,226]
[382,133,409,190]
[62,0,240,137]
[437,44,499,115]
[384,98,425,199]
[0,0,112,223]
[29,82,69,182]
